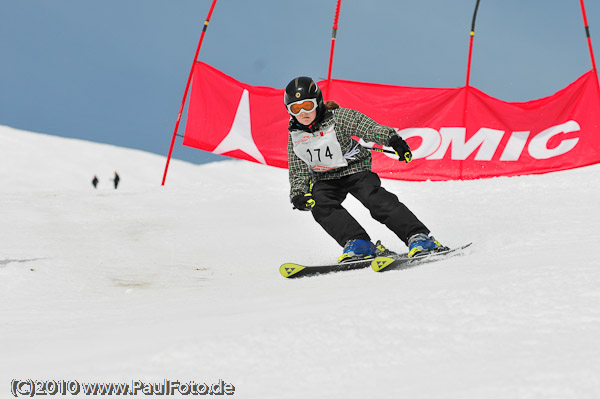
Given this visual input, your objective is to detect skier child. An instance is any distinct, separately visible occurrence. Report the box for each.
[285,76,445,263]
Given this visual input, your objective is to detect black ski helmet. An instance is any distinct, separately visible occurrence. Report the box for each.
[284,76,324,112]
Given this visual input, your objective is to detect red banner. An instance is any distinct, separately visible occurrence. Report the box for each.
[183,62,600,181]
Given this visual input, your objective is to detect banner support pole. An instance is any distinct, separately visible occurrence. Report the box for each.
[579,0,600,94]
[465,0,480,88]
[462,0,481,179]
[161,0,219,186]
[326,0,342,99]
[579,0,597,72]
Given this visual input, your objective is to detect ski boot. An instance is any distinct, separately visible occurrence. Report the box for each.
[337,239,376,263]
[408,233,446,258]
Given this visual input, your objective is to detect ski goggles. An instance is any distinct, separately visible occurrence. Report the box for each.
[287,98,318,116]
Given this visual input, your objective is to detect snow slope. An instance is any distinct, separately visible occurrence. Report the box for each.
[1,125,599,398]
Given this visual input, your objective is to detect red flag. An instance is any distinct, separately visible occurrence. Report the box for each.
[183,62,600,181]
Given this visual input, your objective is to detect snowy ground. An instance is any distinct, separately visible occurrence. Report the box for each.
[1,125,599,398]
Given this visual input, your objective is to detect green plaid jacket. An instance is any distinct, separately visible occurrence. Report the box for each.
[288,107,397,200]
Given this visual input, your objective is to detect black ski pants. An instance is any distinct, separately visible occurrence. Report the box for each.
[311,171,429,247]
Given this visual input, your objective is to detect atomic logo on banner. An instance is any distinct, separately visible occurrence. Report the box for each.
[396,120,581,161]
[212,89,266,164]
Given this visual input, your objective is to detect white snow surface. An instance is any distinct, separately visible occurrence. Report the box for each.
[1,125,600,398]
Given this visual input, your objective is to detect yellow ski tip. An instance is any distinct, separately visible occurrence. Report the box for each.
[280,263,306,278]
[371,256,396,272]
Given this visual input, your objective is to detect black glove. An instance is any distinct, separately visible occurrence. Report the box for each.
[292,193,315,211]
[389,135,413,163]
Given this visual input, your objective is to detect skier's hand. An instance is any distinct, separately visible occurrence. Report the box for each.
[389,135,413,163]
[292,193,315,211]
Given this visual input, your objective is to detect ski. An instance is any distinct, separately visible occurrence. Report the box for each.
[371,243,473,272]
[280,257,383,279]
[280,243,472,278]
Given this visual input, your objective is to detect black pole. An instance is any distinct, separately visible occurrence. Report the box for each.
[471,0,481,33]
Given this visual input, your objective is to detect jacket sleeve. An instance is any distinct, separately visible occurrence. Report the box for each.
[335,108,398,146]
[288,135,312,201]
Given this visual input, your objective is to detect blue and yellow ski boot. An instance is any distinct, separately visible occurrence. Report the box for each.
[337,239,392,263]
[408,233,446,258]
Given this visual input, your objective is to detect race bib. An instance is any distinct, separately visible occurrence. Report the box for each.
[291,125,348,172]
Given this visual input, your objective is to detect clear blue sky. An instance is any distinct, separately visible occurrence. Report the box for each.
[2,0,598,165]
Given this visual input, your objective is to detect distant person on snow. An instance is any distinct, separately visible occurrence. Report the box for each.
[92,175,99,189]
[285,76,445,263]
[112,171,120,189]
